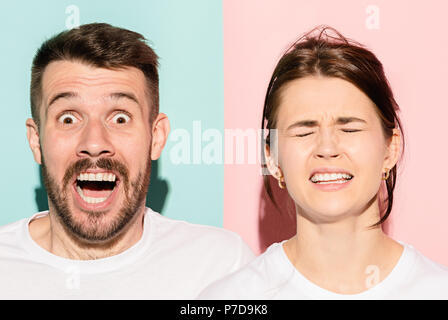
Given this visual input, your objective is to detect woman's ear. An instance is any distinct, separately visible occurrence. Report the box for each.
[383,128,402,171]
[264,143,283,180]
[26,118,42,165]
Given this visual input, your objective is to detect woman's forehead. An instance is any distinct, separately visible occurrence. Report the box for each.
[276,76,378,124]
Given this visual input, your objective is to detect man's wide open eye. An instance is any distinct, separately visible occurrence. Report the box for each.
[58,112,78,125]
[112,112,131,124]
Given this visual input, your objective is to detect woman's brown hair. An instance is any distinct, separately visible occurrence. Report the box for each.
[261,26,404,227]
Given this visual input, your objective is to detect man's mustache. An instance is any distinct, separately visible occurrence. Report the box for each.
[62,158,129,187]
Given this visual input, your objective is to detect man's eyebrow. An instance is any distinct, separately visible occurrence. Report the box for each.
[48,91,78,108]
[45,91,78,117]
[286,117,367,130]
[46,91,141,114]
[109,92,140,106]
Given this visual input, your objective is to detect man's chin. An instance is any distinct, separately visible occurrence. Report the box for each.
[52,185,146,245]
[42,155,151,246]
[53,193,140,245]
[64,179,139,242]
[65,209,124,243]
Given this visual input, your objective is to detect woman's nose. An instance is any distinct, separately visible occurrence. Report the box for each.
[313,130,340,160]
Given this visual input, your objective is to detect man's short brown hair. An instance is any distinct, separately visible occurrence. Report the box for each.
[30,22,159,129]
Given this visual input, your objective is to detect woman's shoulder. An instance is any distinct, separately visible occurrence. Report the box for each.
[397,242,448,298]
[198,241,292,299]
[405,242,448,277]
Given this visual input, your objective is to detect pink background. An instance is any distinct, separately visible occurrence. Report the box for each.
[223,0,448,265]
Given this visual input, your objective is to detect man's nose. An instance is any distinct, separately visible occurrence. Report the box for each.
[76,119,115,158]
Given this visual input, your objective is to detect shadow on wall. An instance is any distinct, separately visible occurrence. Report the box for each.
[34,160,169,214]
[258,176,296,254]
[35,167,49,212]
[258,175,392,254]
[147,160,169,214]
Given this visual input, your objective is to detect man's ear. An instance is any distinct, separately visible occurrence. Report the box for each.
[150,113,170,160]
[383,128,402,171]
[26,118,42,165]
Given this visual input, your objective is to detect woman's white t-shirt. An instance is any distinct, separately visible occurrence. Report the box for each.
[199,241,448,299]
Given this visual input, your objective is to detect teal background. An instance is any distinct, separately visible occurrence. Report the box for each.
[0,0,224,226]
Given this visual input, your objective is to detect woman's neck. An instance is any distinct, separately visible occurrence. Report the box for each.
[284,205,403,294]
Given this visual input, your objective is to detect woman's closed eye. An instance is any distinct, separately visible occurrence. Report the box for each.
[295,132,314,137]
[295,129,361,136]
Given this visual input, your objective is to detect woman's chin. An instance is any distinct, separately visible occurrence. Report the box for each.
[298,203,360,224]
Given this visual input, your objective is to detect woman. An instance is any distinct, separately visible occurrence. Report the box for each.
[199,26,448,299]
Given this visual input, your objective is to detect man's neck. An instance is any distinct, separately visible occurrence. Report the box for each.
[28,207,146,260]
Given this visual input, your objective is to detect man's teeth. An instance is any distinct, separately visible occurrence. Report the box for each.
[77,172,116,182]
[76,186,108,204]
[310,173,353,183]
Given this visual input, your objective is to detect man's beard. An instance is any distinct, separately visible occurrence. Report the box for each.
[41,153,151,244]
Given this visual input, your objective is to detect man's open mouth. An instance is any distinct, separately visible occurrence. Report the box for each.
[75,172,119,204]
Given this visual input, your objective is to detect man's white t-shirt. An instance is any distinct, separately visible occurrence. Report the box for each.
[0,207,255,299]
[199,241,448,299]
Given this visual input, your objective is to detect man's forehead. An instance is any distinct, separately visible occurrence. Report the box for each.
[47,91,141,109]
[42,60,147,93]
[41,60,150,112]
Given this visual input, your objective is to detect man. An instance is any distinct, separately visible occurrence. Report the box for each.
[0,23,254,299]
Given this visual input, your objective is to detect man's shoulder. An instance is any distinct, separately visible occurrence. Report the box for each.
[146,207,248,247]
[0,216,28,241]
[144,208,256,288]
[0,215,35,259]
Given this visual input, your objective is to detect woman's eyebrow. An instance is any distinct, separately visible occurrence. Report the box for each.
[286,117,367,130]
[336,116,367,125]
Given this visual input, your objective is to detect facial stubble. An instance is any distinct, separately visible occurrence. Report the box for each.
[40,148,151,245]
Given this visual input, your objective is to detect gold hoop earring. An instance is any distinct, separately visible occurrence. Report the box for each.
[382,168,390,180]
[278,175,286,189]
